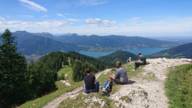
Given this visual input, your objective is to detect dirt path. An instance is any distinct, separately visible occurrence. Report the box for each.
[43,69,112,108]
[110,58,191,108]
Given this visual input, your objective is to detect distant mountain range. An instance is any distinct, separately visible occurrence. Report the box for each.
[151,43,192,58]
[53,34,177,51]
[154,36,192,43]
[12,31,80,55]
[0,31,178,56]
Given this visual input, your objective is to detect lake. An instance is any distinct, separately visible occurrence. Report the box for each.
[79,47,166,58]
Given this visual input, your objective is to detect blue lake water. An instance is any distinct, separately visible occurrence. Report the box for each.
[79,50,114,58]
[79,48,166,58]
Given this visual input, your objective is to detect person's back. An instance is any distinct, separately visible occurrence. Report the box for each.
[84,73,95,92]
[114,61,128,84]
[115,67,128,84]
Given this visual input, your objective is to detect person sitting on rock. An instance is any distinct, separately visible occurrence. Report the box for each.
[84,69,99,93]
[114,61,129,84]
[135,53,147,69]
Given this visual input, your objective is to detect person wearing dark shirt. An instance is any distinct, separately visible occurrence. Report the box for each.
[135,53,147,69]
[84,69,99,93]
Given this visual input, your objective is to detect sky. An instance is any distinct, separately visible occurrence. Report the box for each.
[0,0,192,37]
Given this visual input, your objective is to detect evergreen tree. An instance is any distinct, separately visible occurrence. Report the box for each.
[72,60,97,82]
[27,62,57,97]
[0,29,28,108]
[72,61,83,82]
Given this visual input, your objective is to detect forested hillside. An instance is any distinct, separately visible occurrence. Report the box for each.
[99,50,137,66]
[151,43,192,58]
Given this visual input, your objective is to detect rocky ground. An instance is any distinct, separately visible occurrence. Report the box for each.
[110,58,191,108]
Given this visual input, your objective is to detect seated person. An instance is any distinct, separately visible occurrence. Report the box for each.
[102,75,113,96]
[114,61,129,84]
[135,53,146,69]
[84,69,99,93]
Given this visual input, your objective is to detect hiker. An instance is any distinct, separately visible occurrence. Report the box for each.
[102,74,113,96]
[114,61,129,84]
[84,69,99,93]
[135,53,147,69]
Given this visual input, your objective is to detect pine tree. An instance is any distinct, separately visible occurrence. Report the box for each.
[72,61,83,82]
[0,29,28,108]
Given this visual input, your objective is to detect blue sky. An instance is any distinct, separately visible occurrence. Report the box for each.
[0,0,192,37]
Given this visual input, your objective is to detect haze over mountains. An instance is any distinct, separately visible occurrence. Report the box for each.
[0,31,179,56]
[154,36,192,43]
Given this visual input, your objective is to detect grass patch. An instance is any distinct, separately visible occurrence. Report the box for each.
[19,66,82,108]
[124,63,143,78]
[57,66,73,81]
[97,70,113,84]
[165,64,192,108]
[58,93,115,108]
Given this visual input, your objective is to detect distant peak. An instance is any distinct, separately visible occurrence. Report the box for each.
[14,31,29,33]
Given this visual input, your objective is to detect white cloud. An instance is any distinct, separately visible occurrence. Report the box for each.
[80,0,107,6]
[19,0,47,12]
[85,18,116,27]
[0,18,76,33]
[1,17,192,36]
[57,13,65,17]
[113,17,192,36]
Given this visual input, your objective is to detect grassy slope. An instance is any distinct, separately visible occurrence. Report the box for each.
[165,64,192,108]
[19,66,82,108]
[57,66,73,81]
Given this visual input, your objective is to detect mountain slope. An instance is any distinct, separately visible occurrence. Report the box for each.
[99,50,137,66]
[36,51,106,71]
[54,35,177,51]
[12,31,80,55]
[151,43,192,58]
